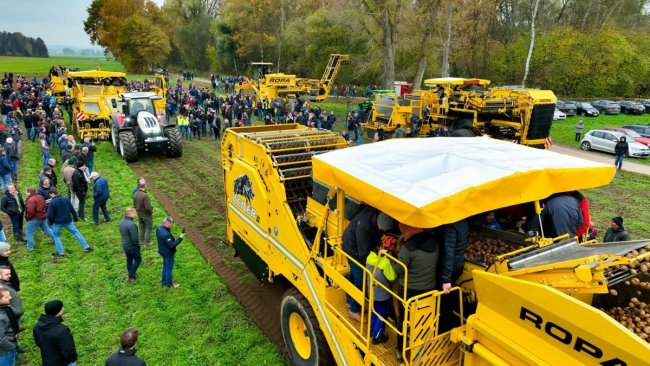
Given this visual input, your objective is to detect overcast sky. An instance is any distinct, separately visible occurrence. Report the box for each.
[1,0,165,48]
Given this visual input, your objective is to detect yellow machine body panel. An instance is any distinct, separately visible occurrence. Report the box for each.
[453,271,650,365]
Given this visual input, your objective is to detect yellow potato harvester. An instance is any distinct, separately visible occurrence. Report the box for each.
[221,127,649,365]
[364,77,556,148]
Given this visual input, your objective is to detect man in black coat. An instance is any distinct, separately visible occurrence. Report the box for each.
[71,163,88,221]
[614,136,629,171]
[33,300,78,366]
[119,208,141,281]
[0,183,24,243]
[105,328,146,366]
[0,242,19,292]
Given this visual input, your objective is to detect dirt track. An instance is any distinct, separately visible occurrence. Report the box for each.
[130,161,289,357]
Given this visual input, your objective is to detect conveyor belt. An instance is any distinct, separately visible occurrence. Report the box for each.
[508,239,650,270]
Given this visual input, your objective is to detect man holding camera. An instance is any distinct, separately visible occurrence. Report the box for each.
[155,216,185,288]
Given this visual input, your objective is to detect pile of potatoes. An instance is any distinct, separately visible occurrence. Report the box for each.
[465,233,519,266]
[604,244,650,343]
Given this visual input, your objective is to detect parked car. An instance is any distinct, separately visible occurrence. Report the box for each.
[580,129,650,158]
[573,101,599,117]
[622,125,650,138]
[605,127,650,146]
[553,109,566,121]
[556,100,577,116]
[618,100,646,115]
[591,100,621,114]
[640,100,650,113]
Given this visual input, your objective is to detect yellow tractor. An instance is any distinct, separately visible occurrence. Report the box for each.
[222,125,649,365]
[237,54,349,102]
[364,77,557,148]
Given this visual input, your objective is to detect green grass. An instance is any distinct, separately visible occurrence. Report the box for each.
[14,130,285,364]
[0,56,125,75]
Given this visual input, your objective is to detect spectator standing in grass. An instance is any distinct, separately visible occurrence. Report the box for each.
[33,300,78,366]
[3,138,18,183]
[1,184,24,244]
[0,149,11,193]
[47,188,92,257]
[0,267,22,320]
[614,136,628,171]
[79,137,96,174]
[133,179,153,247]
[104,328,146,366]
[90,172,111,225]
[0,243,19,293]
[71,163,88,221]
[119,208,141,282]
[156,216,185,288]
[575,119,584,142]
[0,287,17,366]
[24,187,55,252]
[62,159,77,211]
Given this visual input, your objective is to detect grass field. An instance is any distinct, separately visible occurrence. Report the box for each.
[14,128,285,365]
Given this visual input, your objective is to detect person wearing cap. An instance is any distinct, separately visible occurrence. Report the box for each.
[90,172,111,225]
[3,138,18,183]
[47,187,93,257]
[392,222,438,361]
[1,184,24,244]
[156,216,186,288]
[0,149,11,193]
[33,300,78,366]
[0,287,17,366]
[71,163,88,221]
[0,267,22,320]
[105,328,146,366]
[604,216,631,243]
[366,234,398,344]
[0,243,19,293]
[342,207,394,321]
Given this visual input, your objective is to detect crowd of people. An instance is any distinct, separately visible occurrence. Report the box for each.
[0,71,198,365]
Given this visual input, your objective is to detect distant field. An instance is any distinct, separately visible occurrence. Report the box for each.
[0,55,124,74]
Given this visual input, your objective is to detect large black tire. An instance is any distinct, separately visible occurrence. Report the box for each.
[110,121,120,152]
[280,288,333,366]
[119,131,139,163]
[449,128,477,137]
[165,128,183,158]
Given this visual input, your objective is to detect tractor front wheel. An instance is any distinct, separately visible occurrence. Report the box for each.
[280,288,333,366]
[165,128,183,158]
[119,131,139,163]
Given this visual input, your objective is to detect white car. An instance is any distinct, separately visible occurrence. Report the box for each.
[553,109,566,120]
[580,129,650,158]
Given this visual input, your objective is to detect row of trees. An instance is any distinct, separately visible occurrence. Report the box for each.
[84,0,650,97]
[0,32,48,58]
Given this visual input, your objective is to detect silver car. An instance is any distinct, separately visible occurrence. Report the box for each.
[580,129,650,158]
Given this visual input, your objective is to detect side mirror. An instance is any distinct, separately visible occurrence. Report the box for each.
[111,99,117,108]
[122,105,128,115]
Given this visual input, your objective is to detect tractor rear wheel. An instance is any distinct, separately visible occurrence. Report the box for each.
[165,128,183,158]
[119,131,139,163]
[449,128,476,137]
[280,288,333,366]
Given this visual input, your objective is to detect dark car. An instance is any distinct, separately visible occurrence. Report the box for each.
[591,100,621,115]
[556,100,577,116]
[619,100,646,115]
[623,124,650,137]
[641,100,650,113]
[573,101,599,117]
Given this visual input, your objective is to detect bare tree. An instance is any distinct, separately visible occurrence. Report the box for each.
[360,0,404,88]
[440,0,453,77]
[412,0,440,88]
[522,0,540,87]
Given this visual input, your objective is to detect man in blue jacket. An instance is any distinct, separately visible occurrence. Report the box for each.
[0,149,11,193]
[156,216,185,288]
[46,188,92,257]
[90,172,111,225]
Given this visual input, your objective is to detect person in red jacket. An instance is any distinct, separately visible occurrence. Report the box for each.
[24,187,55,251]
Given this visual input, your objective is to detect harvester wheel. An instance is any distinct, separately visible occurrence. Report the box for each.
[119,131,139,163]
[449,128,476,137]
[281,288,333,366]
[165,128,183,158]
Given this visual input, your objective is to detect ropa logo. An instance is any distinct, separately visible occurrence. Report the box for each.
[269,77,290,83]
[233,174,256,217]
[520,307,627,365]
